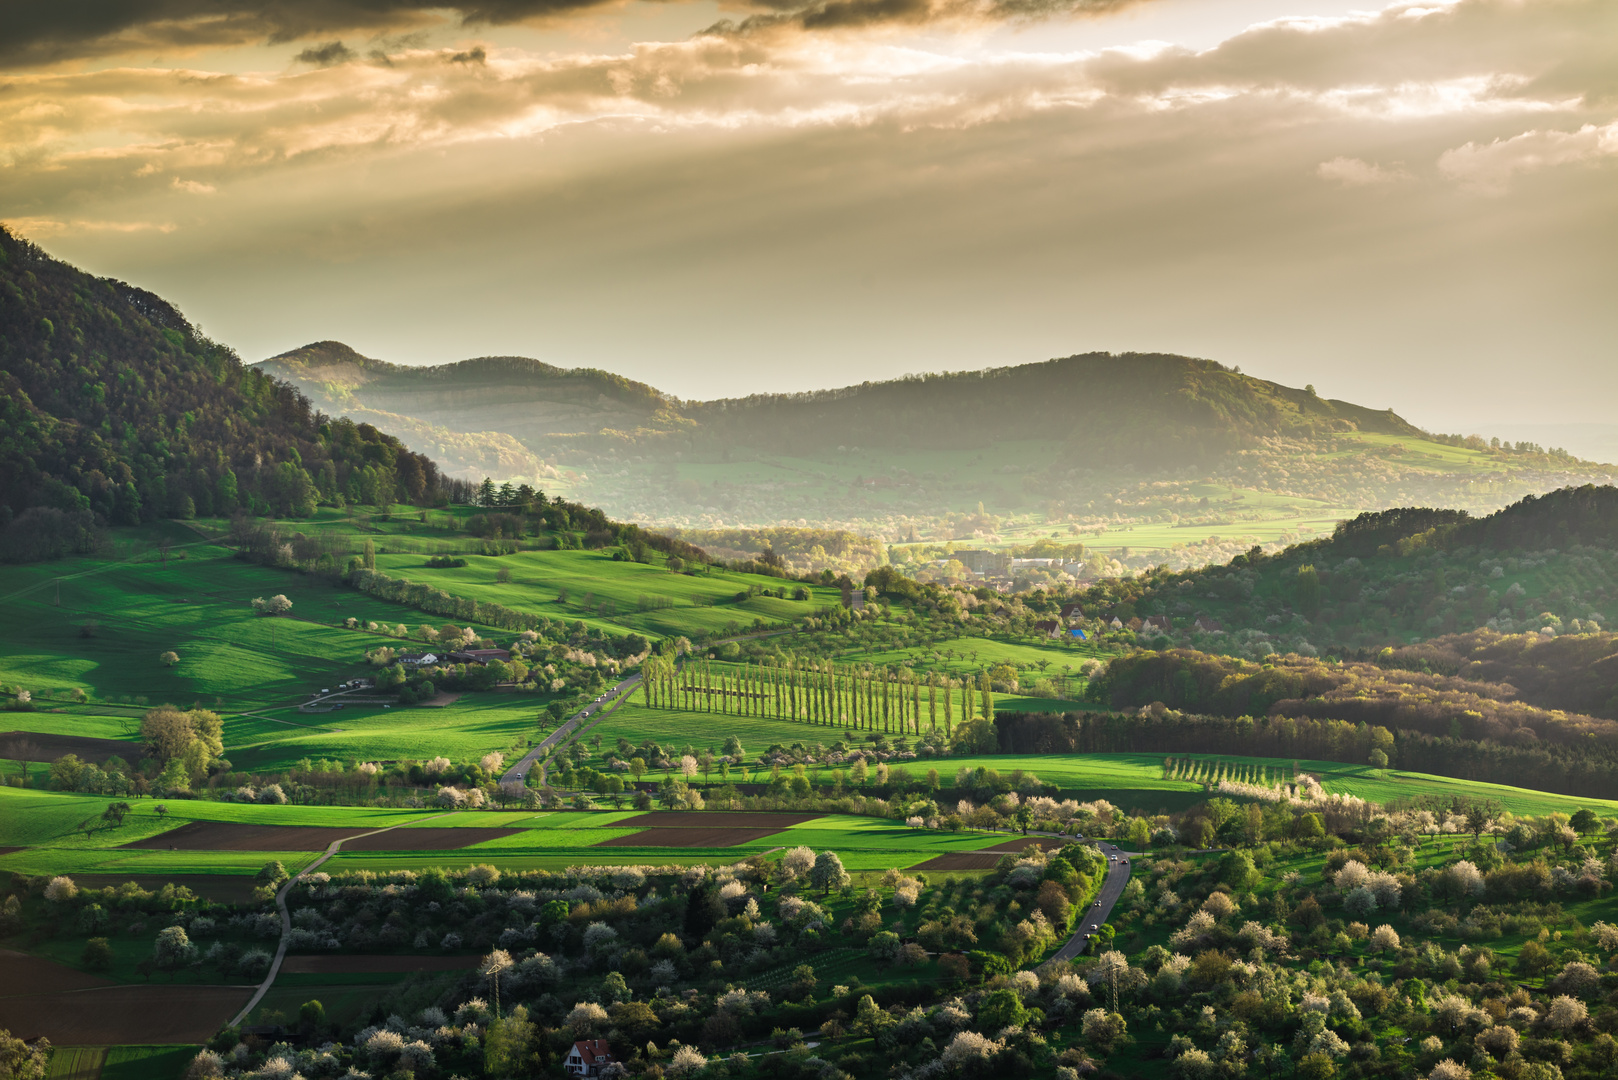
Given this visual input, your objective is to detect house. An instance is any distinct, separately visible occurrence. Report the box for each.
[1034,619,1062,639]
[1193,615,1226,633]
[1142,615,1171,632]
[1059,602,1085,624]
[566,1040,615,1077]
[1108,616,1124,630]
[399,652,439,668]
[461,648,512,664]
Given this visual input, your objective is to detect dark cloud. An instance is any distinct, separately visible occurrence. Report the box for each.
[707,0,1141,36]
[296,40,357,66]
[448,46,488,64]
[0,0,624,68]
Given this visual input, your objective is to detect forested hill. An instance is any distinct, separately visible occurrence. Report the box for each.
[260,341,679,445]
[680,353,1422,461]
[1080,483,1618,658]
[0,228,466,561]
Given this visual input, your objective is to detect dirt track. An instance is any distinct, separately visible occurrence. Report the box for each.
[596,827,786,848]
[280,954,480,974]
[123,822,518,851]
[612,811,820,829]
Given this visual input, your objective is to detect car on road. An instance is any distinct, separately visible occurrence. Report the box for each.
[1109,855,1117,862]
[1089,924,1098,931]
[1094,900,1101,907]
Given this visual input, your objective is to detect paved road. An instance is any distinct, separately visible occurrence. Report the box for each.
[500,674,641,788]
[1051,839,1133,962]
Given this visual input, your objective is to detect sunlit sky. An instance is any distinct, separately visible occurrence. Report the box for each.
[4,0,1614,429]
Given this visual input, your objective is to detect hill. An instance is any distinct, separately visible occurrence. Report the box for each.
[1075,483,1618,657]
[257,343,1615,552]
[0,229,469,561]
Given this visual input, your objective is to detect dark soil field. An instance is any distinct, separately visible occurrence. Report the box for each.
[74,873,261,903]
[0,985,251,1045]
[909,836,1064,871]
[0,731,143,766]
[985,836,1066,852]
[123,822,518,851]
[0,847,22,858]
[909,852,1003,871]
[280,954,480,974]
[596,827,786,847]
[0,949,112,994]
[0,949,249,1044]
[611,811,821,829]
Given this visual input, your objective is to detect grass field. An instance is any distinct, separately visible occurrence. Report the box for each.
[101,1047,197,1080]
[222,694,544,773]
[0,527,463,708]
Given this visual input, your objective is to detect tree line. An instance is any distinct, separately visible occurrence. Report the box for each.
[638,654,996,736]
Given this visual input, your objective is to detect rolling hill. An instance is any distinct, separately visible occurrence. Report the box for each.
[258,343,1616,554]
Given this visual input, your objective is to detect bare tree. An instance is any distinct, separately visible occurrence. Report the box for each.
[2,739,39,784]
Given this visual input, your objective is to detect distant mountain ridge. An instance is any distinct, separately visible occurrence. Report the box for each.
[254,342,1612,545]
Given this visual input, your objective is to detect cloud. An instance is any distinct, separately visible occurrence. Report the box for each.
[296,40,358,67]
[707,0,1143,36]
[1438,120,1618,194]
[1317,156,1412,186]
[0,1,617,68]
[171,177,217,194]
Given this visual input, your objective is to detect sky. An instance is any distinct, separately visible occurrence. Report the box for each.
[2,0,1614,431]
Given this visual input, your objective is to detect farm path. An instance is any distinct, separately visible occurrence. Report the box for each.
[227,810,459,1028]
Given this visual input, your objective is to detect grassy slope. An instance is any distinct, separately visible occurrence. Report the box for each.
[222,695,542,773]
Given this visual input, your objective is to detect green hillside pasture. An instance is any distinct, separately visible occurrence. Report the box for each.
[102,1047,196,1080]
[370,546,843,639]
[844,635,1107,681]
[322,812,1009,874]
[950,753,1618,818]
[46,1047,105,1080]
[587,702,844,759]
[223,695,543,773]
[0,543,462,708]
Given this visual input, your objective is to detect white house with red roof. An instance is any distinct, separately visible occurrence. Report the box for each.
[566,1039,615,1076]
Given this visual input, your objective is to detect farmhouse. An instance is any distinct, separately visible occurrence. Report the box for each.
[1193,615,1226,633]
[1034,619,1062,639]
[1142,615,1171,632]
[1059,602,1085,624]
[566,1039,615,1077]
[460,648,511,663]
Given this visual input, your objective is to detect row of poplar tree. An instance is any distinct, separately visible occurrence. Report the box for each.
[636,656,995,736]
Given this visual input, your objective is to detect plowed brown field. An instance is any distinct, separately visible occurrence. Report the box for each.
[0,952,249,1044]
[281,954,480,974]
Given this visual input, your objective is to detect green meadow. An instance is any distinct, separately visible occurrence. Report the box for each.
[222,695,544,773]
